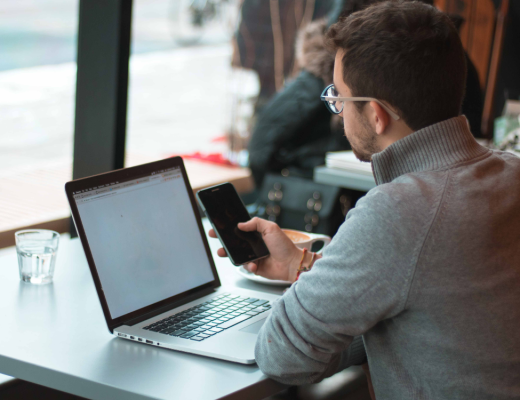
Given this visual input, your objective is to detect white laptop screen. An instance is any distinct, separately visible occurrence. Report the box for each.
[73,167,214,319]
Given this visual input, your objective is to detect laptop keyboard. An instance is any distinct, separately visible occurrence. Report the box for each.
[142,293,272,342]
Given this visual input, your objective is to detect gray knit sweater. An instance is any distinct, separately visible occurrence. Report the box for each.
[255,116,520,399]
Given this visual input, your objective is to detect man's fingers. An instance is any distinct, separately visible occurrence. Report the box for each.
[217,248,228,257]
[209,230,227,257]
[245,262,258,274]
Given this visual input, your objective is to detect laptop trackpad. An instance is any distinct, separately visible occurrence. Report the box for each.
[239,318,267,334]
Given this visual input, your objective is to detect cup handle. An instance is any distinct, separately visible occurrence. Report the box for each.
[308,234,332,254]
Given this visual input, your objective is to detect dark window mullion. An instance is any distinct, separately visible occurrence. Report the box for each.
[71,0,133,236]
[73,0,132,180]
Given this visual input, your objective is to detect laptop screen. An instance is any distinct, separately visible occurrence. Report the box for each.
[72,166,215,319]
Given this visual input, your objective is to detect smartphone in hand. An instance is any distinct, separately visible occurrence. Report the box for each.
[197,183,269,266]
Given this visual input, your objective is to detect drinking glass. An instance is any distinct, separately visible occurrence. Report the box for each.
[15,229,60,284]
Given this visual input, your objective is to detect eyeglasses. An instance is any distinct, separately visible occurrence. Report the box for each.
[320,84,400,120]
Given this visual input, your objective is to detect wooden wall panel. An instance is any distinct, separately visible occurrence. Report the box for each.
[434,0,496,89]
[470,0,495,87]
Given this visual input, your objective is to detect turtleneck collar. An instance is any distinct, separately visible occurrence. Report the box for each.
[371,116,490,185]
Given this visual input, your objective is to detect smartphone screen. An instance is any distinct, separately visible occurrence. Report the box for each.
[197,183,269,265]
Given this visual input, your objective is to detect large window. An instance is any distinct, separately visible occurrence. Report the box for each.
[0,0,79,234]
[0,0,337,238]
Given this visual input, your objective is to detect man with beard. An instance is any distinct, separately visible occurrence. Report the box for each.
[210,1,520,398]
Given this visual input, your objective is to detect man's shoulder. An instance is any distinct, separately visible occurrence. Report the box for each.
[488,149,520,166]
[338,171,449,244]
[359,170,449,213]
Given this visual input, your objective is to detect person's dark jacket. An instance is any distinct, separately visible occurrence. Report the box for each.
[248,20,350,187]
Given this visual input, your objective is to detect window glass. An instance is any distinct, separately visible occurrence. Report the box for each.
[0,0,78,233]
[125,0,258,168]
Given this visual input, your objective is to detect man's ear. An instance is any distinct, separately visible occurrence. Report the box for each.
[368,101,390,136]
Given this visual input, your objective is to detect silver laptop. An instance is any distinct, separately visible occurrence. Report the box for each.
[65,157,278,364]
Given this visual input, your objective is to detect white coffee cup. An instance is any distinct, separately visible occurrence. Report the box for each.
[281,229,331,254]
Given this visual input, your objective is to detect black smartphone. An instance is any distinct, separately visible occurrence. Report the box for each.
[197,183,270,266]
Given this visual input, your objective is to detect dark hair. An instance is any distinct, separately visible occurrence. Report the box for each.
[339,0,433,20]
[327,0,466,131]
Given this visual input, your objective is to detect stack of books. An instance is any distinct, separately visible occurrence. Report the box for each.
[325,151,374,176]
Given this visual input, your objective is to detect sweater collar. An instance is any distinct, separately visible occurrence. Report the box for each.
[371,116,489,185]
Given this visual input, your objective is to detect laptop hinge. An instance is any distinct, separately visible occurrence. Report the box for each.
[118,286,217,328]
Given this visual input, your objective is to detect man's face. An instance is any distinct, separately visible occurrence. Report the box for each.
[333,50,380,162]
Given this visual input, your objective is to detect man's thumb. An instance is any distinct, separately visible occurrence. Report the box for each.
[237,217,260,232]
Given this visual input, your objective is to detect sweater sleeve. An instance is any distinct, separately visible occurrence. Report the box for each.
[255,182,438,385]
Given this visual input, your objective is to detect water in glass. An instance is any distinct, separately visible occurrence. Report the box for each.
[15,230,59,285]
[17,244,57,284]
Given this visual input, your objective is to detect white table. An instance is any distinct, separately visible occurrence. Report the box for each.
[314,166,376,192]
[0,221,287,400]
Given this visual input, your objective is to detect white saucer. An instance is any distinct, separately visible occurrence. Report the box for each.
[236,265,292,286]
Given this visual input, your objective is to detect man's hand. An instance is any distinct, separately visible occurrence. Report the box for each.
[208,217,303,282]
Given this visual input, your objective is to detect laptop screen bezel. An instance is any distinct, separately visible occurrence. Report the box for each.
[65,157,221,333]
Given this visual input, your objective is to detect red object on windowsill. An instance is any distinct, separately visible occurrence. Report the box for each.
[174,152,238,167]
[210,136,228,143]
